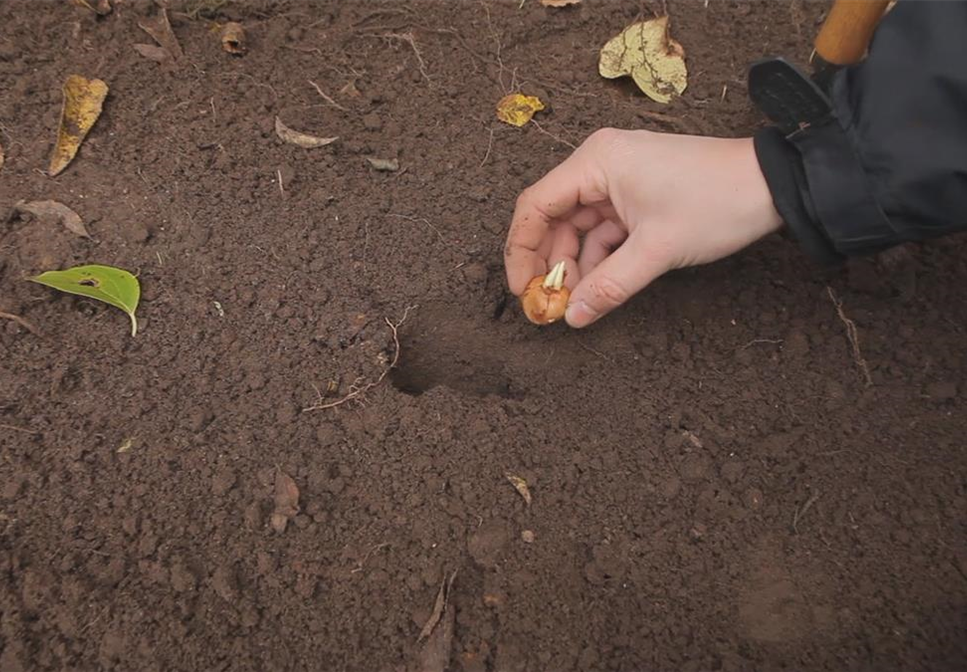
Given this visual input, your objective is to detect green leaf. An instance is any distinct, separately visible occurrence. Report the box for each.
[30,264,141,336]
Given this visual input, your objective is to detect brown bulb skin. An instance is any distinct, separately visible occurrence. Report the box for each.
[521,275,570,325]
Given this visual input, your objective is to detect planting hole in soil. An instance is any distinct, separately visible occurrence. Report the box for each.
[390,304,520,399]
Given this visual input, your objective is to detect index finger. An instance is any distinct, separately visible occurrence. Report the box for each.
[503,149,606,295]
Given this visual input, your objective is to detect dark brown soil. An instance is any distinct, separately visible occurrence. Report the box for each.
[1,1,965,671]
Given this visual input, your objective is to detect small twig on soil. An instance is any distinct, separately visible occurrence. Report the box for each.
[792,489,821,535]
[578,340,615,365]
[308,79,349,111]
[740,338,783,350]
[531,120,577,150]
[383,32,432,85]
[0,423,40,435]
[480,126,496,168]
[276,168,285,196]
[303,306,416,411]
[484,4,511,92]
[387,213,445,244]
[0,311,40,336]
[350,542,390,574]
[826,286,873,386]
[218,72,278,99]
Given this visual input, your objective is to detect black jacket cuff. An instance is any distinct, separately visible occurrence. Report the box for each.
[754,127,843,267]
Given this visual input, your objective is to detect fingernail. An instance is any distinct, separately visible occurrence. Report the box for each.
[565,300,597,327]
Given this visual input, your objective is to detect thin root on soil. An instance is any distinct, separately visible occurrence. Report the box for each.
[382,32,432,85]
[308,79,349,111]
[826,286,873,386]
[303,306,416,411]
[0,422,40,435]
[792,488,821,535]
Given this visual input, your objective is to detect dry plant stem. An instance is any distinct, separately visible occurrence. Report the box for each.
[0,422,39,435]
[479,127,495,167]
[303,306,416,411]
[384,32,432,84]
[826,286,873,386]
[0,311,40,336]
[308,80,348,111]
[792,489,821,535]
[531,120,577,150]
[387,213,445,243]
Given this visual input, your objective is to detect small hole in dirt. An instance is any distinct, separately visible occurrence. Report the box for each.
[390,307,520,399]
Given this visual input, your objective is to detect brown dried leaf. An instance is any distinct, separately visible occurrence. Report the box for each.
[418,570,456,642]
[416,571,457,672]
[505,473,532,506]
[274,117,338,148]
[133,43,171,63]
[138,8,183,61]
[366,157,399,172]
[273,471,300,519]
[541,0,582,6]
[340,81,361,98]
[48,75,108,177]
[72,0,112,14]
[220,22,247,55]
[15,200,90,238]
[269,512,288,533]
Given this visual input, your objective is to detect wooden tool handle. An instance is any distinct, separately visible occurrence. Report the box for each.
[815,0,890,66]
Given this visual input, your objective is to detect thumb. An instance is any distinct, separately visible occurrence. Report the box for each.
[565,237,666,328]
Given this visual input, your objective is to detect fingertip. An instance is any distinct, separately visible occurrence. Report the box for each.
[564,299,597,328]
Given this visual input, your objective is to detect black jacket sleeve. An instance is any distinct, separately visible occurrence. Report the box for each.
[754,0,967,265]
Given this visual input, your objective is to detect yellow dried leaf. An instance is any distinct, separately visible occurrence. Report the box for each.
[496,93,545,128]
[505,473,532,506]
[598,16,687,104]
[48,75,108,177]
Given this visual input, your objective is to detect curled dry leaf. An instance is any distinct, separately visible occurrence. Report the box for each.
[220,22,247,55]
[417,571,457,672]
[366,157,399,172]
[271,471,300,533]
[15,200,90,238]
[598,16,687,104]
[505,473,532,506]
[134,43,171,63]
[48,75,108,177]
[275,117,338,148]
[138,8,183,61]
[418,573,449,642]
[496,93,545,127]
[541,0,582,6]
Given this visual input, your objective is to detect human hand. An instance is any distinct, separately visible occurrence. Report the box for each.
[504,129,783,328]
